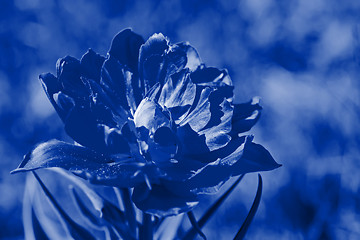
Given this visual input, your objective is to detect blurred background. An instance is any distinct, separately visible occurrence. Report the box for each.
[1,0,359,239]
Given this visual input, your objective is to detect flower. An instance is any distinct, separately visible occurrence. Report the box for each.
[12,29,280,216]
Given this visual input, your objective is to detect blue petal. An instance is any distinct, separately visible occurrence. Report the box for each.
[108,29,145,107]
[39,72,61,95]
[179,85,233,151]
[163,136,280,196]
[80,49,106,82]
[176,124,209,158]
[109,28,144,73]
[231,137,281,176]
[198,93,233,151]
[101,56,133,112]
[231,98,262,135]
[190,65,233,87]
[132,183,198,217]
[148,126,178,166]
[139,33,169,91]
[53,91,75,120]
[56,56,88,98]
[64,106,110,152]
[158,69,196,123]
[175,42,201,71]
[153,126,177,146]
[39,73,66,120]
[64,104,129,154]
[133,98,171,133]
[180,87,212,132]
[86,79,129,126]
[11,140,157,188]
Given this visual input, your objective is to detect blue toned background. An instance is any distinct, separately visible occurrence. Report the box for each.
[1,0,359,239]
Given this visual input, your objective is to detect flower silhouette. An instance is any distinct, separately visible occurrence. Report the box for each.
[13,29,280,216]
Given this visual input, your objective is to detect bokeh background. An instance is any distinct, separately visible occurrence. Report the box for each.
[1,0,360,239]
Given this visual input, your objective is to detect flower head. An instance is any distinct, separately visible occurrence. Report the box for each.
[13,29,280,216]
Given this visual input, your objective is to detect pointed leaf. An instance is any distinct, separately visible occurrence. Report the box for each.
[12,140,113,173]
[182,174,245,240]
[120,188,138,236]
[70,186,104,228]
[31,206,50,240]
[32,172,96,240]
[186,211,206,240]
[234,174,263,240]
[54,169,133,239]
[11,140,157,188]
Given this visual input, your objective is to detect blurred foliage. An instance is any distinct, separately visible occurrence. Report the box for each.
[1,0,360,239]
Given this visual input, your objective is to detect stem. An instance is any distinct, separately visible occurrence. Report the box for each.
[120,188,137,237]
[186,211,206,240]
[140,213,153,240]
[183,174,245,240]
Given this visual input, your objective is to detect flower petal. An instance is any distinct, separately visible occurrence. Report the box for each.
[231,137,281,176]
[64,106,109,152]
[56,56,89,99]
[175,42,201,71]
[133,98,171,133]
[11,140,157,188]
[39,72,61,95]
[158,69,196,123]
[162,136,280,196]
[139,33,169,92]
[101,56,133,112]
[231,98,262,135]
[179,84,234,151]
[180,87,212,131]
[132,183,198,217]
[39,73,67,120]
[190,65,233,87]
[176,123,210,157]
[80,49,106,82]
[109,28,144,73]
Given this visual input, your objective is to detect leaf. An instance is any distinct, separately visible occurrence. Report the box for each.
[70,186,104,228]
[154,215,184,240]
[234,174,263,240]
[11,140,158,188]
[32,172,96,240]
[12,140,112,173]
[187,211,206,240]
[53,168,135,239]
[31,206,49,240]
[119,188,138,236]
[70,186,132,240]
[182,174,245,240]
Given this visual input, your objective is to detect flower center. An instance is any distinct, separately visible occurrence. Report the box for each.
[133,98,178,165]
